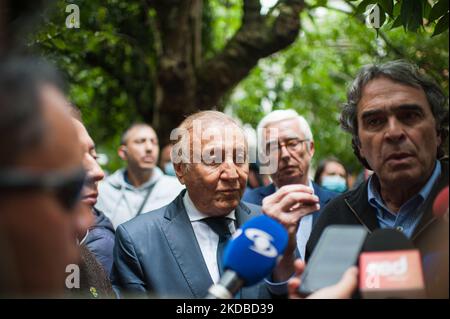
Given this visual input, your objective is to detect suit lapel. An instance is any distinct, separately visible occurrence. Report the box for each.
[162,197,263,299]
[235,202,257,227]
[161,192,214,298]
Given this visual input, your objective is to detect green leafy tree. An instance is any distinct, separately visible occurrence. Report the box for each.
[3,0,445,171]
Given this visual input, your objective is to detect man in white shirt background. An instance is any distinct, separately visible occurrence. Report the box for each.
[96,123,184,228]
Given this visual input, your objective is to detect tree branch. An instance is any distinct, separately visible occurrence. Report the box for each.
[243,0,262,25]
[196,0,305,109]
[191,0,203,69]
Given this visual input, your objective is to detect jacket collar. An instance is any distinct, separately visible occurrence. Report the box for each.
[344,179,380,233]
[411,159,448,240]
[344,159,449,238]
[161,189,254,298]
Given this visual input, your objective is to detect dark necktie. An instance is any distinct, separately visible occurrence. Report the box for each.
[202,217,233,276]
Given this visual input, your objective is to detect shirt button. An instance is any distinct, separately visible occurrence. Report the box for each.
[396,226,404,232]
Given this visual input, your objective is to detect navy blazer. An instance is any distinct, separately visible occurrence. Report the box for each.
[242,182,337,225]
[84,208,115,277]
[111,190,272,299]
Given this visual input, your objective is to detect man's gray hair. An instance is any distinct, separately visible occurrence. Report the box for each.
[340,60,449,169]
[170,110,247,168]
[257,109,313,153]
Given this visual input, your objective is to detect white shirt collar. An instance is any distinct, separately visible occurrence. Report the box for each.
[183,191,236,222]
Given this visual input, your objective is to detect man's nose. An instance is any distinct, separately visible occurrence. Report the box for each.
[145,140,154,152]
[385,117,406,143]
[221,160,239,180]
[87,158,104,183]
[279,144,291,160]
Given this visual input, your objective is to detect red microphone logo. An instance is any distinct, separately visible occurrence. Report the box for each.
[359,250,425,298]
[433,186,449,223]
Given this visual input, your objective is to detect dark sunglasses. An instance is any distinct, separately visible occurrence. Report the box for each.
[0,166,86,211]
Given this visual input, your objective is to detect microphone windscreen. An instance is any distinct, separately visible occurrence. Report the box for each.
[359,229,425,298]
[433,186,449,219]
[362,228,414,252]
[222,215,288,286]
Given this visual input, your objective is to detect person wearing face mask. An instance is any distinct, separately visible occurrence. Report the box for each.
[314,157,349,193]
[159,144,177,176]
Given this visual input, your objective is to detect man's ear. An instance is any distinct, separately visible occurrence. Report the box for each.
[436,128,442,149]
[173,163,186,185]
[355,137,365,159]
[118,145,128,161]
[309,140,315,157]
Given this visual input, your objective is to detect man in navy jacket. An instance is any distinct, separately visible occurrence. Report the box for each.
[243,110,337,259]
[70,107,115,277]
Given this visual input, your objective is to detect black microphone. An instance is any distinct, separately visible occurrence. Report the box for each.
[433,186,449,222]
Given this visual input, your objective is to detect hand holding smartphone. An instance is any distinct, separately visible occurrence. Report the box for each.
[298,225,368,296]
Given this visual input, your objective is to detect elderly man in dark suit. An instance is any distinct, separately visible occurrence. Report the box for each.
[112,111,320,298]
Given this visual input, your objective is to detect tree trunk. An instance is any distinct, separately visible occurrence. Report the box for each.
[152,0,199,145]
[150,0,305,144]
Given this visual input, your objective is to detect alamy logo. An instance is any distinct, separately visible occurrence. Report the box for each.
[245,228,278,258]
[65,264,80,289]
[66,4,80,29]
[365,4,381,29]
[169,120,280,174]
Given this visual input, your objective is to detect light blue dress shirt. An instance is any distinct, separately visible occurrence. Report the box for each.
[367,161,441,238]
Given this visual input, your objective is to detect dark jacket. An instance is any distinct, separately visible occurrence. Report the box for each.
[243,182,338,225]
[84,208,115,277]
[306,160,449,298]
[66,245,116,299]
[112,190,272,299]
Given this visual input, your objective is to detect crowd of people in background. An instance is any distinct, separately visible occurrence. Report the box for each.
[0,57,448,299]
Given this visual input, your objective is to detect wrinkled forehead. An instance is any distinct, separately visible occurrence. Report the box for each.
[192,122,248,150]
[264,118,304,142]
[72,119,94,150]
[127,125,157,141]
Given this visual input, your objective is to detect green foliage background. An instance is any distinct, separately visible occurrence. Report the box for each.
[29,0,449,175]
